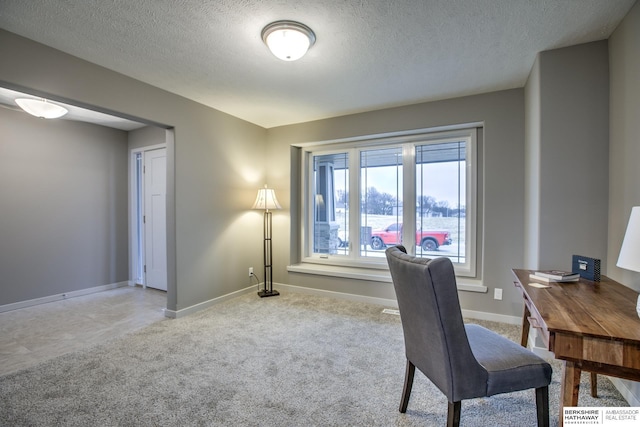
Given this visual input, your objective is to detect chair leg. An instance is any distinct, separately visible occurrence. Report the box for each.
[535,386,550,427]
[399,359,415,413]
[447,401,461,427]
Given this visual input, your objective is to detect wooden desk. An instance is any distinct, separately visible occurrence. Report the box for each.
[512,269,640,424]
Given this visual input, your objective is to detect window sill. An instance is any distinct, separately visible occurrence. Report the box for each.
[287,263,487,293]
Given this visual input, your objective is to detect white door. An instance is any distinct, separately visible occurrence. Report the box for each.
[144,148,167,291]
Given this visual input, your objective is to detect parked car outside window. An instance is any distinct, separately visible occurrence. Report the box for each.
[370,223,452,251]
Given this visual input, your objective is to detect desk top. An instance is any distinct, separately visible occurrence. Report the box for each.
[512,269,640,343]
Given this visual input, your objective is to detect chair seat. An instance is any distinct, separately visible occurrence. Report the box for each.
[466,324,552,397]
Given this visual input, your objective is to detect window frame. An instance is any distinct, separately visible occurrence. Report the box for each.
[298,125,480,278]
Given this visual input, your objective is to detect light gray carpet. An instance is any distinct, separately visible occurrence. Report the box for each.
[0,291,628,426]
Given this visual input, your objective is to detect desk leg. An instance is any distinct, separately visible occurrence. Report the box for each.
[521,305,531,347]
[559,361,581,426]
[590,372,598,398]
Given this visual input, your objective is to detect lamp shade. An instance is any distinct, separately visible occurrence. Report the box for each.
[617,206,640,272]
[15,98,68,119]
[252,186,282,211]
[262,21,316,61]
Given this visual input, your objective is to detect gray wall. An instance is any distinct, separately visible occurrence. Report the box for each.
[267,90,527,318]
[607,0,640,403]
[0,107,128,305]
[609,0,640,286]
[129,125,166,150]
[524,57,541,269]
[1,0,638,325]
[0,29,268,313]
[525,41,610,271]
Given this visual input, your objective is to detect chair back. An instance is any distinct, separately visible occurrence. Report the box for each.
[385,246,487,402]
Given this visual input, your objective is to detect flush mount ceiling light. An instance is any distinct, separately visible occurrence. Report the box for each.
[15,98,68,119]
[261,20,316,61]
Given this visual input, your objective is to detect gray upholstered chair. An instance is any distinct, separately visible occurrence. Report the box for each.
[385,246,551,427]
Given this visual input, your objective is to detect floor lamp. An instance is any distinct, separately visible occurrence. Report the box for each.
[252,185,282,297]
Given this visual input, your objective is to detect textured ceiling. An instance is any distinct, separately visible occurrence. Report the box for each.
[0,0,636,128]
[0,87,145,130]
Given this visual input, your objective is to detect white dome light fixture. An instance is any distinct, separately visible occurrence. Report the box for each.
[15,98,68,119]
[262,20,316,61]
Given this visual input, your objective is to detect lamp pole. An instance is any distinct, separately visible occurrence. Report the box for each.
[259,207,279,297]
[252,186,281,298]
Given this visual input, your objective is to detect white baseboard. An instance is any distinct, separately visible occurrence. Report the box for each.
[155,278,520,326]
[0,281,131,313]
[277,282,399,307]
[161,282,398,319]
[0,278,518,327]
[163,285,256,319]
[277,282,522,325]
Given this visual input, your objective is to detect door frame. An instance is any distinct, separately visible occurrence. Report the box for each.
[129,143,167,288]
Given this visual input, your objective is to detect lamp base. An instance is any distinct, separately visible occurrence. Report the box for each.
[258,289,280,298]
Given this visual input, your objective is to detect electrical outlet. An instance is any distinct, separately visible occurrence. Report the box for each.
[249,267,253,277]
[494,288,503,300]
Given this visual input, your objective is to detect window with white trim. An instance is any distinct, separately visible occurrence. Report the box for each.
[301,128,478,277]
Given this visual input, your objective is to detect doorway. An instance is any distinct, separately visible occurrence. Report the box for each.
[131,145,168,291]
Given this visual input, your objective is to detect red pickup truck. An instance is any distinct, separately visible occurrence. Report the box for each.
[370,223,452,251]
